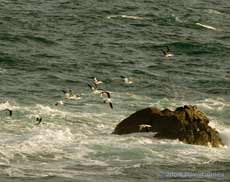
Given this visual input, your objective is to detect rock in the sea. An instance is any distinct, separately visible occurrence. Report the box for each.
[113,105,223,147]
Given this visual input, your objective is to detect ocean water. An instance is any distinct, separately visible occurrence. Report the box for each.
[0,0,230,181]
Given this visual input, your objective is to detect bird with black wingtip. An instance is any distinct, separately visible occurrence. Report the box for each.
[120,76,133,84]
[4,108,13,116]
[35,116,42,125]
[87,82,104,95]
[162,46,174,58]
[62,89,81,100]
[100,91,113,109]
[93,77,103,86]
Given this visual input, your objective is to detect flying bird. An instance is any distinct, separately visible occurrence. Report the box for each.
[35,116,43,125]
[100,91,113,109]
[162,46,174,58]
[87,83,103,94]
[93,77,103,85]
[55,100,64,106]
[62,89,81,100]
[120,76,133,84]
[3,109,13,116]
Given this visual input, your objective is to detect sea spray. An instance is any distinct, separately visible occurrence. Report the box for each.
[219,129,230,146]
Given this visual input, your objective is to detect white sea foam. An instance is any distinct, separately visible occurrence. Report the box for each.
[0,101,19,111]
[196,98,229,111]
[0,98,229,178]
[33,104,69,117]
[195,22,217,31]
[219,129,230,146]
[107,15,145,20]
[0,126,74,161]
[23,104,72,120]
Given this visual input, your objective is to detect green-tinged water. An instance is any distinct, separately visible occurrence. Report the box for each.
[0,0,230,181]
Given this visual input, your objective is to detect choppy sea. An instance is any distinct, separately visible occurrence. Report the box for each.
[1,0,230,181]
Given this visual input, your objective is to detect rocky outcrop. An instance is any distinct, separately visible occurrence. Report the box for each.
[113,105,223,147]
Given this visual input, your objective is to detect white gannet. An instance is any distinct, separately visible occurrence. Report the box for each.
[139,124,152,132]
[100,91,113,109]
[55,100,64,106]
[120,76,133,84]
[162,46,174,58]
[87,83,103,95]
[35,116,42,125]
[93,77,103,85]
[62,89,81,100]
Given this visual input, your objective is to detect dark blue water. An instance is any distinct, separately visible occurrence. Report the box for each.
[0,0,230,181]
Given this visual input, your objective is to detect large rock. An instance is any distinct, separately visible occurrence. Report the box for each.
[113,105,223,147]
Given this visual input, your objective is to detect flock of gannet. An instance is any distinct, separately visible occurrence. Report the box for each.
[2,47,174,123]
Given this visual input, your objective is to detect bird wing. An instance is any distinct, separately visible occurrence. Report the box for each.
[166,46,170,53]
[101,91,111,98]
[109,102,113,109]
[87,83,93,90]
